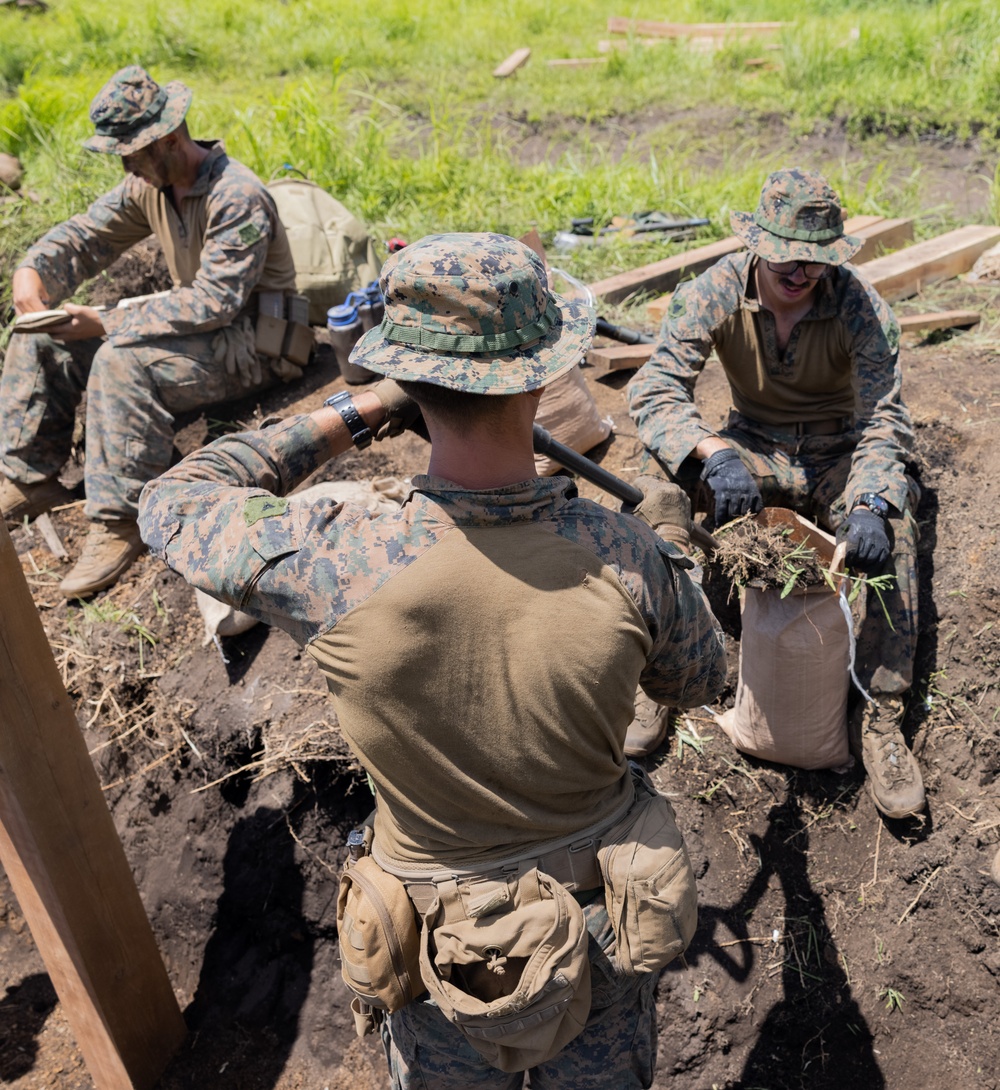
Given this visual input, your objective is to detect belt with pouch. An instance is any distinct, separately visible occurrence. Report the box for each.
[372,790,636,915]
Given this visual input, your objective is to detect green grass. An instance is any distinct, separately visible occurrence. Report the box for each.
[0,0,997,300]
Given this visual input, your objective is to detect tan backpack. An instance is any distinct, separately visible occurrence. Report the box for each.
[268,177,382,324]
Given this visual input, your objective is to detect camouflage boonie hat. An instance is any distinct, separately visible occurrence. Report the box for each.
[350,233,595,394]
[83,66,192,156]
[730,168,863,266]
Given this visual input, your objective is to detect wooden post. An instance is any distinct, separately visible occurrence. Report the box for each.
[0,519,186,1089]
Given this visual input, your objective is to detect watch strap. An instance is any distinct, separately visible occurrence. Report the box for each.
[325,391,373,450]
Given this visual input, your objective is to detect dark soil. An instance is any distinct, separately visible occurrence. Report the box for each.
[2,134,999,1090]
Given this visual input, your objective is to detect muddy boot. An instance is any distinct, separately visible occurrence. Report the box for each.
[853,697,926,819]
[991,846,1000,888]
[0,475,74,525]
[625,691,674,758]
[59,519,145,599]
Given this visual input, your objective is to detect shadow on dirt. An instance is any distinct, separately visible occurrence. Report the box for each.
[0,973,58,1081]
[682,792,885,1089]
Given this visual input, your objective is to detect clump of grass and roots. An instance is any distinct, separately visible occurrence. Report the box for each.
[711,515,832,597]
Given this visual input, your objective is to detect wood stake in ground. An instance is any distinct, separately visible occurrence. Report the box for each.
[0,519,186,1089]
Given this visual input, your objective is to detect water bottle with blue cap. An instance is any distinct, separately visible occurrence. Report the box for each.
[327,299,375,385]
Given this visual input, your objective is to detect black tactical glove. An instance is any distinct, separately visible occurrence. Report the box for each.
[699,447,762,525]
[837,506,890,574]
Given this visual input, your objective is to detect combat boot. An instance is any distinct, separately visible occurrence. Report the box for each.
[60,519,145,598]
[0,475,74,525]
[625,690,674,758]
[853,697,926,819]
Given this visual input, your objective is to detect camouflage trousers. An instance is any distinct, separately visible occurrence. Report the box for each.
[643,411,919,696]
[0,330,272,522]
[380,898,658,1089]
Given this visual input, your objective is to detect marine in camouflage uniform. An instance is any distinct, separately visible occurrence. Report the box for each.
[0,65,296,597]
[628,168,925,820]
[139,233,727,1088]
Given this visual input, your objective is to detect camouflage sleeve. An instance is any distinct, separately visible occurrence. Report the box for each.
[841,269,913,512]
[627,255,746,474]
[103,178,276,346]
[637,539,727,707]
[138,414,340,645]
[17,181,151,303]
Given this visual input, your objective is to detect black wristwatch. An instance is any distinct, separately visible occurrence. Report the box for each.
[852,492,889,519]
[324,391,372,450]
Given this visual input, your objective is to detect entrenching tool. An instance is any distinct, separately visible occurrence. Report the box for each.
[531,424,717,555]
[595,317,656,346]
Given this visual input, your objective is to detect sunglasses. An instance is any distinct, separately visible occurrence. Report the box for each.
[765,260,831,280]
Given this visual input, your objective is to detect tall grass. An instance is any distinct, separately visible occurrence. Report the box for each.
[0,0,996,295]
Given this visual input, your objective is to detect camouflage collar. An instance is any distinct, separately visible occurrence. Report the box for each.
[184,141,226,197]
[405,474,576,526]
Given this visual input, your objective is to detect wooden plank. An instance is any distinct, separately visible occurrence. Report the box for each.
[518,228,546,265]
[0,518,186,1089]
[593,214,882,307]
[586,343,657,372]
[608,17,786,38]
[34,512,68,559]
[897,310,980,334]
[643,216,911,323]
[862,225,1000,303]
[851,217,914,263]
[493,47,531,78]
[547,57,607,67]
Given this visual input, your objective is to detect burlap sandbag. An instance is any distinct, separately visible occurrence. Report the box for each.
[719,510,851,770]
[533,366,613,476]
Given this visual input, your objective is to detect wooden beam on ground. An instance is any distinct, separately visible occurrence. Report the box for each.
[642,216,916,324]
[0,519,186,1089]
[897,310,980,334]
[861,225,1000,303]
[608,17,786,38]
[851,217,914,263]
[594,214,883,309]
[493,47,531,78]
[547,57,607,67]
[586,343,657,373]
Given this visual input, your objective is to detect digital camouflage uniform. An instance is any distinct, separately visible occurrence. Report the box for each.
[628,250,917,697]
[0,85,295,521]
[139,232,727,1088]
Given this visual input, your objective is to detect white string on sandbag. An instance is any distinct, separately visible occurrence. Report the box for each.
[838,581,874,704]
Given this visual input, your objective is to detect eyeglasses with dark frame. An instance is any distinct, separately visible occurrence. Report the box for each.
[765,259,831,280]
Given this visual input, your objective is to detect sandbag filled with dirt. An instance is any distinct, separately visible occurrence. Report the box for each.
[533,366,613,476]
[715,509,851,770]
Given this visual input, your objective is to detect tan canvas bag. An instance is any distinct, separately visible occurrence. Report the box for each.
[597,765,698,975]
[337,854,421,1018]
[417,863,591,1073]
[268,177,381,324]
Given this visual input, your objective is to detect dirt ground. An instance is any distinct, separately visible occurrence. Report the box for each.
[2,147,1000,1090]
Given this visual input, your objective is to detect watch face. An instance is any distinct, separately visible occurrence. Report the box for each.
[859,493,888,517]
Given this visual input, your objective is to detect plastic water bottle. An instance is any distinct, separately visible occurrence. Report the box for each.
[327,302,374,385]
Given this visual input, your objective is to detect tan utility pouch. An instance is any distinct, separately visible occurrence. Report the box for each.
[418,863,591,1073]
[597,765,697,974]
[336,853,421,1029]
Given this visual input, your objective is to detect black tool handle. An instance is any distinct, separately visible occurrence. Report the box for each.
[595,317,655,346]
[532,425,642,506]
